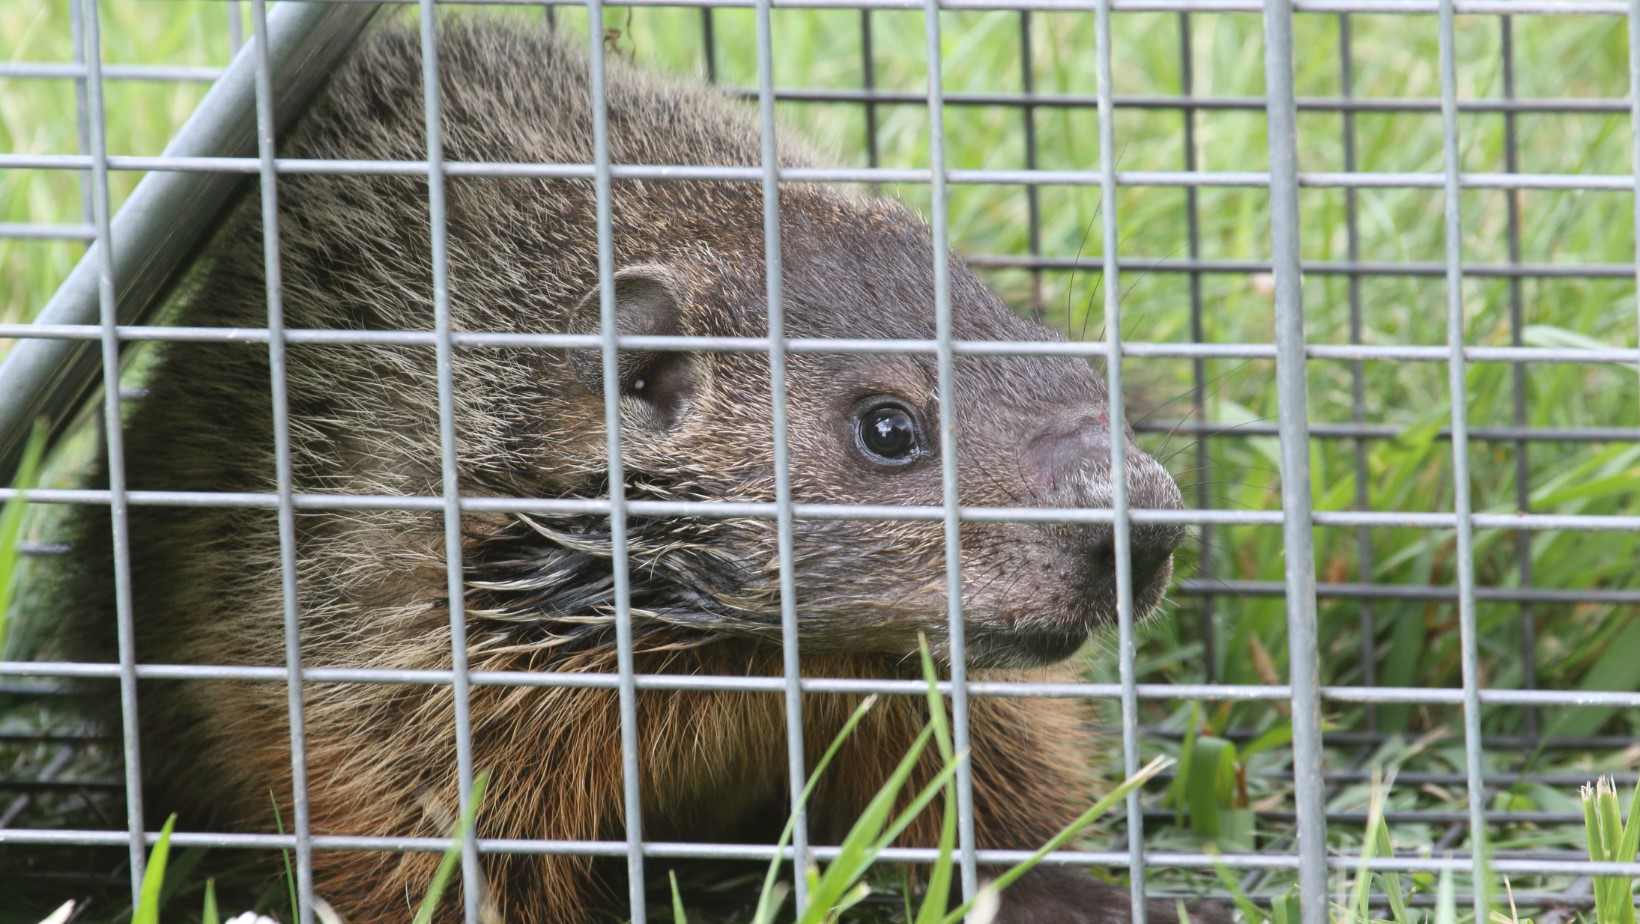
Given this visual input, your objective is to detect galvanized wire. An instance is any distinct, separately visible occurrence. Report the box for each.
[2,0,1638,919]
[1257,0,1327,918]
[413,3,484,919]
[11,486,1640,536]
[75,0,148,899]
[918,0,983,908]
[1090,0,1148,917]
[6,152,1637,192]
[1433,0,1492,916]
[584,0,652,916]
[751,0,814,905]
[248,0,318,919]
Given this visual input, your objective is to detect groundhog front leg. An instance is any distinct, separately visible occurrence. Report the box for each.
[990,866,1231,924]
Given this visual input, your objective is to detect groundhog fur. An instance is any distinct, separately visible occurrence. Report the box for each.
[49,17,1224,924]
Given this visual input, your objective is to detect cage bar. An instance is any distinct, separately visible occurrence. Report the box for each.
[1,1,1637,920]
[75,0,147,899]
[583,0,652,917]
[248,0,318,918]
[751,0,815,905]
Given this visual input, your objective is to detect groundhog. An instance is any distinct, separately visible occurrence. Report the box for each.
[51,17,1221,924]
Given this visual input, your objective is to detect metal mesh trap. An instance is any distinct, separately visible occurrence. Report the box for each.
[1,0,1638,922]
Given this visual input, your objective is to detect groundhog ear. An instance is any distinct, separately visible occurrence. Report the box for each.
[568,265,701,432]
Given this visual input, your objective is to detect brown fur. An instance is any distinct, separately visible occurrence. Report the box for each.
[50,17,1220,923]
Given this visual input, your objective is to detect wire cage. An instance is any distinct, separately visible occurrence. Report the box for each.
[1,0,1638,922]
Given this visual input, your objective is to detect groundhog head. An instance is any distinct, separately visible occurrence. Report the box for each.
[239,20,1184,669]
[467,182,1184,670]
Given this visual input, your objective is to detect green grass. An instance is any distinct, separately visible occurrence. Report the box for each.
[4,0,1639,921]
[97,647,1168,924]
[133,815,178,924]
[0,419,49,658]
[1582,776,1640,924]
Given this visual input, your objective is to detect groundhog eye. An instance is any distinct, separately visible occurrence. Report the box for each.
[857,405,920,463]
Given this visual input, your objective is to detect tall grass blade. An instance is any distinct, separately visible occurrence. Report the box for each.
[133,814,177,924]
[0,417,48,658]
[1599,778,1626,858]
[411,770,492,924]
[904,636,963,924]
[750,882,790,924]
[270,793,299,924]
[1348,785,1380,923]
[875,740,963,853]
[831,881,873,917]
[799,637,977,924]
[202,879,220,924]
[1586,779,1618,918]
[1209,851,1269,923]
[917,636,956,765]
[1602,778,1629,921]
[1373,812,1411,924]
[912,782,959,924]
[1433,862,1457,924]
[1619,775,1640,859]
[668,870,688,924]
[1351,770,1412,924]
[1164,702,1202,824]
[1616,774,1640,920]
[1582,776,1639,924]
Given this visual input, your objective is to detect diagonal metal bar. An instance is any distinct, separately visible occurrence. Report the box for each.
[0,1,380,485]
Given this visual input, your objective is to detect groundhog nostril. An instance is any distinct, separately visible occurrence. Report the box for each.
[1129,543,1174,588]
[1085,525,1181,591]
[1090,538,1116,575]
[1134,524,1185,585]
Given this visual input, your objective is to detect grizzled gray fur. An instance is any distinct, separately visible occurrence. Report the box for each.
[51,17,1218,924]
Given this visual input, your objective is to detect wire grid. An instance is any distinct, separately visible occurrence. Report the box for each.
[0,0,1638,923]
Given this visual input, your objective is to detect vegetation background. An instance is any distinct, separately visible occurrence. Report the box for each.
[1,0,1637,919]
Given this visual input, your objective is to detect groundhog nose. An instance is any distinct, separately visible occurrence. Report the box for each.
[1022,412,1182,505]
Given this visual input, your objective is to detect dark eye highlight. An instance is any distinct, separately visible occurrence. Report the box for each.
[857,404,921,464]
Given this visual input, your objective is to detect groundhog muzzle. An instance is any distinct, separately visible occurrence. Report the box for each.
[49,17,1224,924]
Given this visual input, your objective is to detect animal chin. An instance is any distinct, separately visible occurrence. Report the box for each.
[984,626,1102,669]
[963,566,1176,667]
